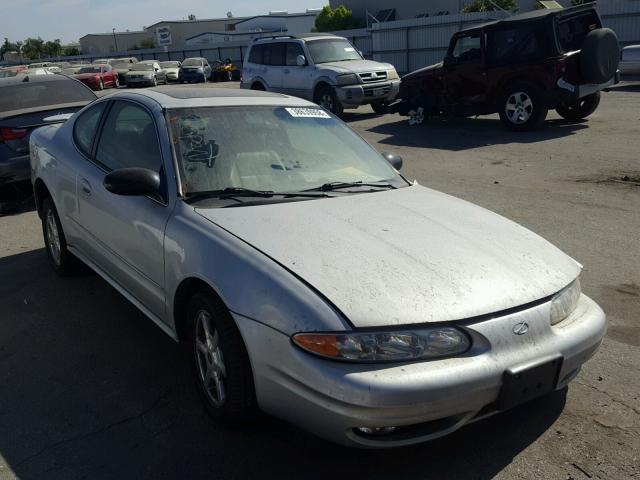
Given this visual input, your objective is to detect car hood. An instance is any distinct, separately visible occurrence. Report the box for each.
[195,185,580,328]
[317,59,394,74]
[126,71,153,76]
[74,73,99,80]
[164,68,179,74]
[403,61,443,81]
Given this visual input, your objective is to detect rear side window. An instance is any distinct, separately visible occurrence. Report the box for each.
[248,44,263,64]
[73,102,106,156]
[95,101,162,172]
[557,11,601,52]
[0,80,96,114]
[488,26,550,65]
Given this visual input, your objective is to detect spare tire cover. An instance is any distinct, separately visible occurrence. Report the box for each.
[580,28,620,84]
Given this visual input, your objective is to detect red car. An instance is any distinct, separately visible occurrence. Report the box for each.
[74,65,119,90]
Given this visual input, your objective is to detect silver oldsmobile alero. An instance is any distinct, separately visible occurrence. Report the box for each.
[30,87,606,448]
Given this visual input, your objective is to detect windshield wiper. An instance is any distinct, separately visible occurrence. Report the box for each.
[184,187,329,203]
[304,181,397,192]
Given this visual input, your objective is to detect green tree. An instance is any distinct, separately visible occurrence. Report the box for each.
[140,38,155,49]
[22,37,45,59]
[315,5,364,32]
[44,39,62,58]
[62,46,80,56]
[1,38,19,61]
[462,0,517,13]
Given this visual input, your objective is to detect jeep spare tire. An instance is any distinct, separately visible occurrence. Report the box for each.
[580,28,619,84]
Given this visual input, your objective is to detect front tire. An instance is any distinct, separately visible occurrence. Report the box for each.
[315,85,343,117]
[556,92,601,121]
[498,82,548,131]
[41,198,84,276]
[152,76,158,87]
[115,77,120,88]
[371,102,388,115]
[186,292,256,423]
[98,79,104,91]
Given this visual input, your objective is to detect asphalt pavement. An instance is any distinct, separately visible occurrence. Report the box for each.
[0,82,638,480]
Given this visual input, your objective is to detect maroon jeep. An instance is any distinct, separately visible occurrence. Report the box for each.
[391,4,620,130]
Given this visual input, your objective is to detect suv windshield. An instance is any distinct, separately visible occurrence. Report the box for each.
[168,106,405,197]
[306,39,362,64]
[182,59,203,67]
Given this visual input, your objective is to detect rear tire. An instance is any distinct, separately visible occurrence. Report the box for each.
[556,92,601,121]
[498,82,548,131]
[250,82,265,91]
[186,292,256,423]
[371,102,388,115]
[315,85,343,117]
[41,197,85,276]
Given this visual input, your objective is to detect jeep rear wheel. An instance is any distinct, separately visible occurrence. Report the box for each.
[499,83,548,131]
[556,92,601,122]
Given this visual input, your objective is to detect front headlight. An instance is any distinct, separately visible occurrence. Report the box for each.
[336,73,359,86]
[387,69,399,80]
[292,327,470,363]
[550,278,581,325]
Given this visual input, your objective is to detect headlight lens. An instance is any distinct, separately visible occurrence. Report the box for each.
[550,278,581,325]
[387,69,399,80]
[292,327,470,363]
[336,73,359,86]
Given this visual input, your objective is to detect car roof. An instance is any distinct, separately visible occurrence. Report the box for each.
[458,3,597,34]
[113,87,316,109]
[0,74,73,86]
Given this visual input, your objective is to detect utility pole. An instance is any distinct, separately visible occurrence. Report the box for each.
[112,28,118,52]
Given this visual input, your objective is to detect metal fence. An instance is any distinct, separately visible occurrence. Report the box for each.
[6,3,640,73]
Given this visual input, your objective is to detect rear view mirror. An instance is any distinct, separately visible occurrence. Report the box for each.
[296,55,307,67]
[382,152,403,171]
[104,168,162,201]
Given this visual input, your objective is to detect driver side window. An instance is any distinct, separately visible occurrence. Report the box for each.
[452,35,482,62]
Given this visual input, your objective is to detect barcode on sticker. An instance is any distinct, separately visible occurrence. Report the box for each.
[285,107,331,118]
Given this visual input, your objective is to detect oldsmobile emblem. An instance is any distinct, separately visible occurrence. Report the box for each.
[512,322,529,335]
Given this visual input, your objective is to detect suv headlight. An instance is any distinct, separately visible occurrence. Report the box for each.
[336,73,359,86]
[387,69,399,80]
[550,278,581,325]
[292,327,470,363]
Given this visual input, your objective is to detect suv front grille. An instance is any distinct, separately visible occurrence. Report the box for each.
[359,71,388,83]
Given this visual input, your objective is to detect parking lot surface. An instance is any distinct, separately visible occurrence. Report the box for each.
[0,82,638,480]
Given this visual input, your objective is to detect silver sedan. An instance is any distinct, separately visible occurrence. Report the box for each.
[29,88,606,448]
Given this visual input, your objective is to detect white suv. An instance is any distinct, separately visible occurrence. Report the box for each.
[241,33,400,116]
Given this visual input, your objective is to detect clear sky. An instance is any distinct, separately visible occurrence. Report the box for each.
[0,0,327,44]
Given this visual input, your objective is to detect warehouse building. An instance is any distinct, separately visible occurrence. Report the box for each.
[80,10,320,55]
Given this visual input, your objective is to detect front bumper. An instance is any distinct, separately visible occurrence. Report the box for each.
[234,294,606,448]
[336,80,401,106]
[179,71,206,83]
[166,72,178,81]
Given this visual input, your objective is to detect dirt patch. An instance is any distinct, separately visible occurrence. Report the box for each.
[576,171,640,187]
[615,283,640,297]
[607,325,640,347]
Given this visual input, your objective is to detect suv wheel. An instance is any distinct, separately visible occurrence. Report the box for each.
[315,85,343,117]
[499,83,548,131]
[41,197,85,276]
[556,92,601,122]
[186,292,256,422]
[250,82,265,91]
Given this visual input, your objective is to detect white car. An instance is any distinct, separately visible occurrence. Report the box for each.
[620,45,640,76]
[159,61,181,82]
[241,33,401,116]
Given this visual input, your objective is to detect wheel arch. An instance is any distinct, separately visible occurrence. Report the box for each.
[313,79,333,100]
[33,177,52,219]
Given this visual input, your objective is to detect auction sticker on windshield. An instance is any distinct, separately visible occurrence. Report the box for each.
[285,107,331,118]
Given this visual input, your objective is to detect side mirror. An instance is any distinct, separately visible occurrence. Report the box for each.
[296,55,307,67]
[382,152,403,171]
[104,168,162,201]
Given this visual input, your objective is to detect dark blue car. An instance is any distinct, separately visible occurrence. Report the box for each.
[178,57,212,83]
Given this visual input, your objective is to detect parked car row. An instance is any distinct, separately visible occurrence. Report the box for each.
[241,4,622,130]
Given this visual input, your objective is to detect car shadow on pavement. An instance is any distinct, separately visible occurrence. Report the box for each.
[0,248,566,480]
[0,181,35,217]
[367,116,589,152]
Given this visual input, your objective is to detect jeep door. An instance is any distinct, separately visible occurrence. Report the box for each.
[443,33,489,106]
[282,42,314,100]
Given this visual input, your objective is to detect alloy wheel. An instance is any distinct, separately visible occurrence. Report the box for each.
[194,310,227,407]
[45,209,61,266]
[320,93,334,112]
[505,91,533,125]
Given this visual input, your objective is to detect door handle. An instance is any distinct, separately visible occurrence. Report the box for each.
[80,178,92,196]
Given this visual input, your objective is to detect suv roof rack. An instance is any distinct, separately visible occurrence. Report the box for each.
[253,35,297,42]
[252,32,339,42]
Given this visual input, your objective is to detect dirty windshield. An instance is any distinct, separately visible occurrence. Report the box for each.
[167,106,405,196]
